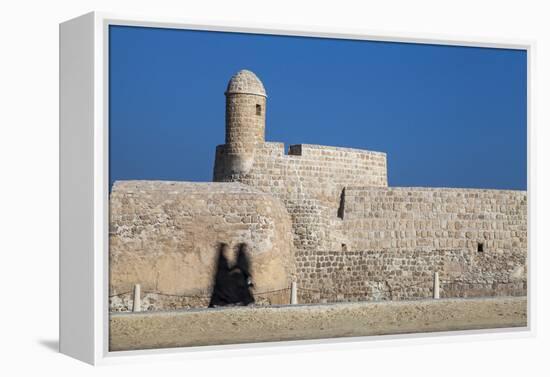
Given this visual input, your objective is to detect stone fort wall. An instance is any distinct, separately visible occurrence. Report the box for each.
[295,249,526,304]
[339,187,527,252]
[214,142,527,303]
[109,181,295,311]
[215,142,388,190]
[109,182,527,310]
[210,143,528,306]
[108,70,527,311]
[293,187,527,303]
[214,142,388,251]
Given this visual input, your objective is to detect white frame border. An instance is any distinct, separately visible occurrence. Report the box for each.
[60,11,535,365]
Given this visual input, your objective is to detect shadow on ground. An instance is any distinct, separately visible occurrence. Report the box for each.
[38,339,59,352]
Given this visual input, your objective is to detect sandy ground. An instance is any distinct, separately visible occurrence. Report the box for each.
[109,296,527,351]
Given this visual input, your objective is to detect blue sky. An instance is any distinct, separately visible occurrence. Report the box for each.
[109,25,527,190]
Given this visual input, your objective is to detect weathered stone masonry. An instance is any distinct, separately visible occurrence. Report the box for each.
[291,187,527,303]
[215,142,388,251]
[341,187,527,252]
[109,69,527,311]
[110,181,295,310]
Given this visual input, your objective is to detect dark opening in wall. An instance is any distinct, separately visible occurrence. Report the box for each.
[341,243,348,252]
[288,144,302,156]
[337,188,345,219]
[477,242,484,252]
[256,104,262,116]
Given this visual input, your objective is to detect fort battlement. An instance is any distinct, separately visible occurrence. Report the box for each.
[256,142,387,159]
[215,142,387,189]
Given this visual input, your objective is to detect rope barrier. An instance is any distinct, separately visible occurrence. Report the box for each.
[254,288,291,296]
[109,287,292,299]
[109,277,521,299]
[144,290,211,299]
[109,290,132,298]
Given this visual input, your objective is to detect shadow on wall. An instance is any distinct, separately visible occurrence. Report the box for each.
[209,243,255,307]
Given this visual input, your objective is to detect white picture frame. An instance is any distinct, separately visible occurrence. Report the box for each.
[59,11,535,365]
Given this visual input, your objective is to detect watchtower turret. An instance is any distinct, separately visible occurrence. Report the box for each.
[223,69,267,174]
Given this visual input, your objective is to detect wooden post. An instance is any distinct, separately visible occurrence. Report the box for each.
[433,272,440,299]
[291,281,298,305]
[132,284,141,312]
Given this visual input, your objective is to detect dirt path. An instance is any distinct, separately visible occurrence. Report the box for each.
[110,296,527,351]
